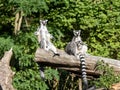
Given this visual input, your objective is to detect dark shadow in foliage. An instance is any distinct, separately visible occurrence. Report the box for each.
[0,23,13,36]
[10,54,20,71]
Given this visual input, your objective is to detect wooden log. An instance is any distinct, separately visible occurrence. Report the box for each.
[0,48,15,90]
[34,48,120,77]
[110,82,120,90]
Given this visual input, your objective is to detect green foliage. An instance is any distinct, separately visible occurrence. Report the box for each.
[13,69,48,90]
[9,0,48,15]
[44,0,120,59]
[45,67,59,80]
[94,61,120,89]
[0,37,14,58]
[0,0,120,89]
[0,0,14,34]
[59,71,79,90]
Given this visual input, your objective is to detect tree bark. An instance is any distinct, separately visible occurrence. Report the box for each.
[0,48,15,90]
[14,11,23,35]
[34,48,120,77]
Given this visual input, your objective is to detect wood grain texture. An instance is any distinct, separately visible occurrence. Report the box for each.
[35,48,120,77]
[0,48,15,90]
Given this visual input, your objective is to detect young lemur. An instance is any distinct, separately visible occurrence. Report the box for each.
[34,20,59,79]
[65,30,89,90]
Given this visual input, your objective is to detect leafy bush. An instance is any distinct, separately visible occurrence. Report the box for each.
[0,37,14,58]
[94,61,120,89]
[44,0,120,59]
[0,0,120,89]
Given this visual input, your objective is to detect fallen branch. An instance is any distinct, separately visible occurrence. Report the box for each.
[34,48,120,77]
[111,82,120,90]
[0,48,15,90]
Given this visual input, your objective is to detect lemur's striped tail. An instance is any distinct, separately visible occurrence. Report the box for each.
[79,54,88,90]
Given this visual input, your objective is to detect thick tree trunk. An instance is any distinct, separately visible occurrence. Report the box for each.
[34,48,120,77]
[0,48,15,90]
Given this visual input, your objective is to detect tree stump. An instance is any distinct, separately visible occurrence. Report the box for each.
[0,48,15,90]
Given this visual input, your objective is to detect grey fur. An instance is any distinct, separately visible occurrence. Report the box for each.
[65,30,89,90]
[65,30,83,57]
[79,54,88,90]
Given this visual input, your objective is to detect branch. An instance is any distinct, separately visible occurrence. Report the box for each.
[14,12,19,35]
[17,11,23,32]
[34,48,120,77]
[0,48,15,90]
[14,11,23,35]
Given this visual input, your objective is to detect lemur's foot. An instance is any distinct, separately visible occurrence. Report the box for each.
[53,53,60,57]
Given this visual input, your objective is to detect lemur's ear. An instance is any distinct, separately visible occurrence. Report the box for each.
[78,30,81,33]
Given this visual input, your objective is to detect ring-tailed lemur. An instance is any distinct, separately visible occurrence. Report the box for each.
[34,20,59,79]
[35,20,59,56]
[34,25,45,79]
[65,30,89,90]
[65,30,83,57]
[39,20,49,50]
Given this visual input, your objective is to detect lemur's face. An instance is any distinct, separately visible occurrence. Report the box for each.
[76,41,82,49]
[40,20,48,26]
[73,30,81,37]
[76,41,82,46]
